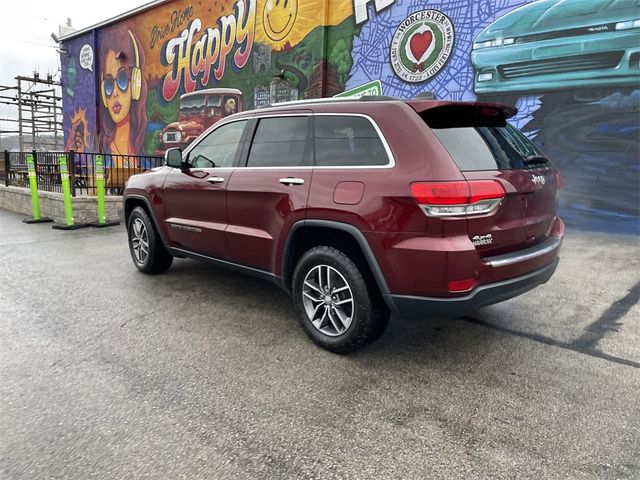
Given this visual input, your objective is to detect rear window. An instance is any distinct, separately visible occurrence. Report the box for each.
[314,116,389,167]
[421,105,545,171]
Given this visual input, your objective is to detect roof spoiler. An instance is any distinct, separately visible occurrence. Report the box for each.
[409,100,518,120]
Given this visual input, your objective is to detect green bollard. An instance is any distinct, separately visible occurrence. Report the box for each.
[52,154,87,230]
[22,154,52,224]
[90,155,119,228]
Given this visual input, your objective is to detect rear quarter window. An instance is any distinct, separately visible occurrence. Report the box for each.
[314,116,389,167]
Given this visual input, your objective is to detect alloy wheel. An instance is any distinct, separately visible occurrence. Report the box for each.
[302,265,354,337]
[131,218,149,264]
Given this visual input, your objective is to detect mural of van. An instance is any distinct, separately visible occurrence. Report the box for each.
[157,88,243,153]
[471,0,640,100]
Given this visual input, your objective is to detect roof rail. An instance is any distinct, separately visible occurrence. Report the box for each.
[256,95,401,109]
[414,91,437,100]
[358,95,401,101]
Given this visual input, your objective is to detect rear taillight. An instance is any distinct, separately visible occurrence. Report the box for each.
[556,172,564,189]
[410,180,506,217]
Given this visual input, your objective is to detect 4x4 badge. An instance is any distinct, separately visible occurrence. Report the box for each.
[472,234,493,246]
[532,174,546,186]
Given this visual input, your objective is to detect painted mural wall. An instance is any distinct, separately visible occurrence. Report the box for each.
[61,0,640,233]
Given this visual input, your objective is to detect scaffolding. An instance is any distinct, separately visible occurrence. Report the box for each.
[0,73,63,151]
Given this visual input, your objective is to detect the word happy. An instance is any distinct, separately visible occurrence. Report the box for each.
[161,0,255,102]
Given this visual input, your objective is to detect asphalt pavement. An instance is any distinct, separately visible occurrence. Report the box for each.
[1,208,639,480]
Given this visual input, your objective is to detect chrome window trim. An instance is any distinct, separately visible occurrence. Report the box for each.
[180,112,395,170]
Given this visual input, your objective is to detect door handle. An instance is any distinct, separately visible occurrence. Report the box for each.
[206,176,225,184]
[279,177,305,186]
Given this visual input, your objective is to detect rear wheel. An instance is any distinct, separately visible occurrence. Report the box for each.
[127,206,173,274]
[292,246,389,353]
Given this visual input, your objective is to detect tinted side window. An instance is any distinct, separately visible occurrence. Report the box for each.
[187,120,247,168]
[246,116,310,167]
[314,116,389,167]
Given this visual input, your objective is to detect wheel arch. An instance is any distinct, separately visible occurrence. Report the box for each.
[123,194,168,246]
[282,220,391,299]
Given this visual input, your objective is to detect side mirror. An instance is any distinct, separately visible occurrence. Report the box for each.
[164,148,183,168]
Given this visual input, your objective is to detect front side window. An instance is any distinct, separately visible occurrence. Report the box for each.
[314,116,389,167]
[246,116,311,167]
[187,120,247,169]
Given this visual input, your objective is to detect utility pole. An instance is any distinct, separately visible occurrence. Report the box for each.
[0,73,62,152]
[17,81,23,151]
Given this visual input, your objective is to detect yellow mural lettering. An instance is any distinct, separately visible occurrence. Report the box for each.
[161,0,257,101]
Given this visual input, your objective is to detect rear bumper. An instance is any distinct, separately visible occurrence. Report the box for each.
[384,257,559,319]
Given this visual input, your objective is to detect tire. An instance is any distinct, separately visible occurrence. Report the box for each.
[291,246,389,354]
[127,206,173,274]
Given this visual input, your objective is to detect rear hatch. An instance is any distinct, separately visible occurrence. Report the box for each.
[417,103,560,257]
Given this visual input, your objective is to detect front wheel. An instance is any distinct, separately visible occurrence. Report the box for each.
[292,246,389,353]
[127,206,173,274]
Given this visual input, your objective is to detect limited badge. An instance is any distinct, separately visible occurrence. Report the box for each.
[390,9,455,83]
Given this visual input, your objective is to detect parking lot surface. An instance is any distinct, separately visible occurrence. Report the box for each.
[1,208,639,479]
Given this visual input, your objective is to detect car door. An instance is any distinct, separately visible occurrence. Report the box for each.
[162,119,249,260]
[225,114,313,272]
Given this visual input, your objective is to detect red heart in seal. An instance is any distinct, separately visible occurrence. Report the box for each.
[409,31,433,62]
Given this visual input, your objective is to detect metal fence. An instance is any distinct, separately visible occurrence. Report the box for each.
[2,151,164,196]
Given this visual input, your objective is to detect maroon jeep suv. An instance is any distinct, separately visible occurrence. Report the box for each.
[123,96,564,353]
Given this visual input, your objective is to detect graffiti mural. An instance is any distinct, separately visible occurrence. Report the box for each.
[61,31,97,153]
[61,0,640,233]
[348,0,639,234]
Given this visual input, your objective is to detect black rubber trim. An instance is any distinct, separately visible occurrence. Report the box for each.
[386,258,560,319]
[283,219,392,300]
[123,194,168,246]
[168,247,286,290]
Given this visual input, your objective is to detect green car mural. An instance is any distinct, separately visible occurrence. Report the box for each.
[472,0,640,102]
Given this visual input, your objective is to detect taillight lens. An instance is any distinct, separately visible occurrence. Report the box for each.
[410,180,506,217]
[556,172,564,189]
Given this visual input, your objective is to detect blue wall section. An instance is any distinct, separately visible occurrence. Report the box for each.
[348,0,640,234]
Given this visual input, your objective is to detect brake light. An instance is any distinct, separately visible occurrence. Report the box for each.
[556,172,564,189]
[410,180,505,217]
[478,107,500,117]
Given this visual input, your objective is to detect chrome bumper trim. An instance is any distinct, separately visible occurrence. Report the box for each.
[483,237,562,268]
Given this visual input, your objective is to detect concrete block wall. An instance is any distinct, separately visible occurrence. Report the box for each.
[0,185,122,224]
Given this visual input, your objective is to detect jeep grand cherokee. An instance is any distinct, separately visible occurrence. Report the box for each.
[123,96,564,353]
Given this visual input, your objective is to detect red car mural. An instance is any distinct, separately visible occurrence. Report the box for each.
[157,88,243,154]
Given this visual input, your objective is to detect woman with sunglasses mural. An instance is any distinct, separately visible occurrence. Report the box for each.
[98,25,151,185]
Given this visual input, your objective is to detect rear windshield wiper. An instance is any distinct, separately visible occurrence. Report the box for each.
[523,154,549,165]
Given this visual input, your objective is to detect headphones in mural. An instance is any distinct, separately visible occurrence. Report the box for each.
[101,30,142,108]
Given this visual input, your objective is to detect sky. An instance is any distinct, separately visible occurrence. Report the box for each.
[0,0,150,134]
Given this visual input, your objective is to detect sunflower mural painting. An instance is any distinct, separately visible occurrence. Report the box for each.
[60,0,639,233]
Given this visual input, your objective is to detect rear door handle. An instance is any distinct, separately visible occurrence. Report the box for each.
[206,176,225,184]
[279,177,305,186]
